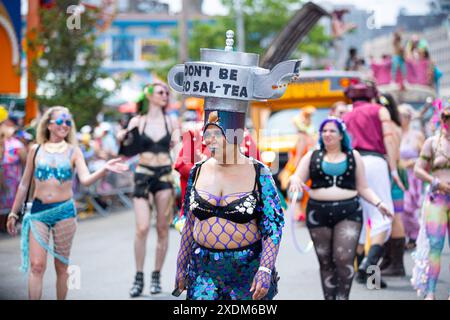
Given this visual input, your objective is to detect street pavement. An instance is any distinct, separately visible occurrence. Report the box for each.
[1,208,449,300]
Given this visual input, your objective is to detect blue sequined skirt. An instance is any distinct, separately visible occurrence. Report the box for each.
[186,241,278,300]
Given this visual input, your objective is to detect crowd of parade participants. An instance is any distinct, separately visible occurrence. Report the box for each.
[2,30,449,300]
[3,80,448,301]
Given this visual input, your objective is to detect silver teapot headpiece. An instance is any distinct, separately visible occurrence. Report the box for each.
[168,30,302,144]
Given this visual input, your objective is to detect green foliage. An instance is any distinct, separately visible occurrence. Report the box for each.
[297,24,331,58]
[29,0,118,127]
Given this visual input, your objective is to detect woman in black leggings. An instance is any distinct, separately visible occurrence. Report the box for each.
[289,117,393,300]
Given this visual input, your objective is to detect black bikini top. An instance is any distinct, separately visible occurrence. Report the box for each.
[189,162,261,224]
[140,115,171,154]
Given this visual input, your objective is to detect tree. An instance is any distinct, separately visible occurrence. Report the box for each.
[149,20,228,79]
[28,0,118,127]
[150,0,331,79]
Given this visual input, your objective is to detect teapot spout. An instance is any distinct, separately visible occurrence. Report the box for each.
[252,60,301,100]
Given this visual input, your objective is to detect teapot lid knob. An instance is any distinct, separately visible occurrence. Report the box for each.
[225,30,234,51]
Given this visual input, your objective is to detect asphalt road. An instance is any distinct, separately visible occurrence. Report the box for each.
[0,208,449,300]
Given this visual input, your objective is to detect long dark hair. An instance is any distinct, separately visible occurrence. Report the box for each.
[378,93,401,126]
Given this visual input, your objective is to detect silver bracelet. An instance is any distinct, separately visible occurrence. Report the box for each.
[258,266,272,275]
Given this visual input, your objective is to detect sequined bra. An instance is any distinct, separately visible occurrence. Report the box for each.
[189,163,261,224]
[34,146,74,184]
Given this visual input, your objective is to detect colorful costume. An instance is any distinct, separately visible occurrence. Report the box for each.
[176,159,284,300]
[0,137,24,211]
[174,128,261,217]
[133,115,174,198]
[168,29,299,300]
[21,146,77,273]
[414,134,450,296]
[343,101,394,245]
[422,191,449,295]
[399,140,422,242]
[306,132,363,300]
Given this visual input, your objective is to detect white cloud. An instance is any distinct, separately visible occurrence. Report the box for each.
[162,0,431,26]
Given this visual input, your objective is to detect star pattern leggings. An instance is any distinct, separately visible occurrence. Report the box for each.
[424,192,450,295]
[306,197,363,300]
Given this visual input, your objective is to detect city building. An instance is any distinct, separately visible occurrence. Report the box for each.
[95,0,211,105]
[318,2,374,69]
[424,23,450,97]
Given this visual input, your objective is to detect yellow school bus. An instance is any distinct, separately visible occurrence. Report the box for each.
[250,70,364,191]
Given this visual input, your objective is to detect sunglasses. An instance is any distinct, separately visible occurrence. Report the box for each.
[203,130,224,140]
[50,117,72,127]
[155,90,169,96]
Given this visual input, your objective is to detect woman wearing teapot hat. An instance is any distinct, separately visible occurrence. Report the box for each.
[174,110,284,300]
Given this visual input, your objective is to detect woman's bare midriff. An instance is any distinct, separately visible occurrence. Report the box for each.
[431,167,450,184]
[309,186,358,201]
[34,180,73,204]
[139,151,172,167]
[193,217,261,250]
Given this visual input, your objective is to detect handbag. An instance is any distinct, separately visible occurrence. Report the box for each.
[18,144,40,223]
[118,127,142,157]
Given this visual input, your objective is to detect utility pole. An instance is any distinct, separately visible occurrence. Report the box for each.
[179,0,189,63]
[235,0,245,52]
[178,0,189,113]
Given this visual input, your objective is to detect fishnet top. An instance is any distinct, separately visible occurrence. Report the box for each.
[176,159,284,291]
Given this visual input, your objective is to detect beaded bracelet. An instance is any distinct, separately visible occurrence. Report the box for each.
[8,212,19,220]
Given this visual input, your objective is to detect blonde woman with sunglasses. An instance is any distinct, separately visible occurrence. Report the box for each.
[6,106,128,300]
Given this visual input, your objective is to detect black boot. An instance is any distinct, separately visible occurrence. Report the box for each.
[379,238,393,270]
[354,252,366,284]
[405,238,416,251]
[358,245,387,289]
[129,272,144,298]
[381,238,406,277]
[150,271,162,294]
[355,252,365,269]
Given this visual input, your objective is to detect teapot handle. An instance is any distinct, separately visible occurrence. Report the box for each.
[168,64,185,93]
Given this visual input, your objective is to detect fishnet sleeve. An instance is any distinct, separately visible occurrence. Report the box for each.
[175,164,198,285]
[255,164,285,289]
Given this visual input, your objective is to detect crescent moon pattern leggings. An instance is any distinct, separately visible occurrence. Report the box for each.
[306,197,363,300]
[424,192,450,295]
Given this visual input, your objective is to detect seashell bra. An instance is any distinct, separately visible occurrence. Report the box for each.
[189,162,261,224]
[34,146,74,184]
